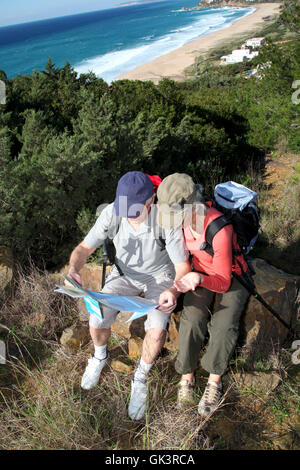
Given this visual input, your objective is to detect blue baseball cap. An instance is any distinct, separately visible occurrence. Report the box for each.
[114,171,154,218]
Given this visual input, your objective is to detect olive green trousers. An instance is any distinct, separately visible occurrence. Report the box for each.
[175,276,250,376]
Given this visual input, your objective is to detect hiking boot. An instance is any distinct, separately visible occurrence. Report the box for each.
[198,382,223,417]
[177,379,195,409]
[128,378,147,420]
[81,354,108,390]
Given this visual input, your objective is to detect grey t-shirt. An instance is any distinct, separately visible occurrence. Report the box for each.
[84,203,189,282]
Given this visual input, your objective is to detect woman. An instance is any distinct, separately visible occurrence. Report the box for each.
[156,173,250,417]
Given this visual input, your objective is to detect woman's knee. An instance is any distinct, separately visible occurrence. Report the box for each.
[180,305,209,328]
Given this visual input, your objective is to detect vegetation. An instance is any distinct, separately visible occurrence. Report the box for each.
[0,2,299,270]
[0,62,263,268]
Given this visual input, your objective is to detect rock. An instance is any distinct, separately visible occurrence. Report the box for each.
[240,258,300,356]
[111,310,134,339]
[60,325,90,352]
[0,247,14,294]
[129,317,146,339]
[111,359,133,373]
[232,371,281,394]
[249,258,299,295]
[128,336,143,358]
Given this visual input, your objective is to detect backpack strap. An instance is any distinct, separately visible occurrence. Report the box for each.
[103,214,124,275]
[157,235,166,251]
[200,215,232,257]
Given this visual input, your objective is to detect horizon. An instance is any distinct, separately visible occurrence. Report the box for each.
[0,0,165,28]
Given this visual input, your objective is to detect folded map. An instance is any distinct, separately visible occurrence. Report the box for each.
[55,274,158,323]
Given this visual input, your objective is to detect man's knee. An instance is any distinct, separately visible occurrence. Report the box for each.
[145,328,166,343]
[144,309,170,332]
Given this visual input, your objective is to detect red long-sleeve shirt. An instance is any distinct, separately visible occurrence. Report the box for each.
[183,206,248,293]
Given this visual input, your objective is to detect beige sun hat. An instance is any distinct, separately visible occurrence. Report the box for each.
[156,173,196,229]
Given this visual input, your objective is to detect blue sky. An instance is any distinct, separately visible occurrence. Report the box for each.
[0,0,159,27]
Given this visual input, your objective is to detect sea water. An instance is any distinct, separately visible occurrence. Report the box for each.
[0,0,254,83]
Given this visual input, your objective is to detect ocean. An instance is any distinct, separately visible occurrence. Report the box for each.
[0,0,254,83]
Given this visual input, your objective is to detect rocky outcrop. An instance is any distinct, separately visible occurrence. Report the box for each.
[60,324,90,352]
[240,258,299,356]
[231,370,281,393]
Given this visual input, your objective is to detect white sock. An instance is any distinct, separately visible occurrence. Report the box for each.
[134,358,153,383]
[94,344,107,361]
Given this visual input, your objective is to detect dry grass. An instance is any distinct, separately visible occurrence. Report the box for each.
[259,182,300,247]
[0,336,299,450]
[0,351,128,450]
[0,346,221,451]
[244,152,300,274]
[0,263,77,343]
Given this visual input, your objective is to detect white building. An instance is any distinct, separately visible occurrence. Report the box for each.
[220,49,259,64]
[243,37,265,49]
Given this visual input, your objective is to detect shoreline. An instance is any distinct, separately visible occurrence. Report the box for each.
[116,3,281,83]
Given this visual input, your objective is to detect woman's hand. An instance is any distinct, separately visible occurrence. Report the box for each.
[173,272,203,293]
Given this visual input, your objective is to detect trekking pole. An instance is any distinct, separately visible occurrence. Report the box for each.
[233,272,295,334]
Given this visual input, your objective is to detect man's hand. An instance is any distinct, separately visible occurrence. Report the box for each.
[65,241,95,287]
[173,272,203,293]
[65,268,82,286]
[158,287,178,314]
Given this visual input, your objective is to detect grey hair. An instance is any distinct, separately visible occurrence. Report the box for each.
[146,194,155,205]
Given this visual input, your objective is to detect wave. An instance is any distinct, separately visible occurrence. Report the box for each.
[74,7,254,83]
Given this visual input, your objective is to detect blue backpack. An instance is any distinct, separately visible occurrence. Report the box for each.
[200,181,260,258]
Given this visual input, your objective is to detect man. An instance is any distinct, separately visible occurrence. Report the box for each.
[67,171,190,420]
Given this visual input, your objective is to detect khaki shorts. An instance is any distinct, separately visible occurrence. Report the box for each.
[89,266,174,331]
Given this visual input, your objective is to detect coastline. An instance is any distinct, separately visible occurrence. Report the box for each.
[116,2,281,83]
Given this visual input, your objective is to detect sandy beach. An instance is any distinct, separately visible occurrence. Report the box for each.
[117,2,281,83]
